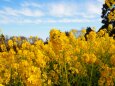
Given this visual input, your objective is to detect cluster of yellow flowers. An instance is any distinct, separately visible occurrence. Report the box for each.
[0,29,115,86]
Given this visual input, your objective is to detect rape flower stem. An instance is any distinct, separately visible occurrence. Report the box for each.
[65,62,69,86]
[89,64,94,86]
[63,51,69,86]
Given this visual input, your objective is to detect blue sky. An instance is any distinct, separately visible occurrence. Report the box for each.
[0,0,104,40]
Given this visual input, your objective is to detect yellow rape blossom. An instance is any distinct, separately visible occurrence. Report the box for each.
[0,28,114,85]
[8,40,13,47]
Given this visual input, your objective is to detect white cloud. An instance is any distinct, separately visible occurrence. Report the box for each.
[0,15,14,24]
[0,16,99,24]
[19,8,44,17]
[57,18,91,23]
[15,19,42,24]
[0,1,103,25]
[48,3,77,17]
[86,2,102,15]
[0,7,44,17]
[97,0,105,3]
[2,7,19,16]
[21,1,42,8]
[47,2,102,18]
[75,13,96,18]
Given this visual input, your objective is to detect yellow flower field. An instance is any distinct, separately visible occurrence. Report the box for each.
[0,29,115,86]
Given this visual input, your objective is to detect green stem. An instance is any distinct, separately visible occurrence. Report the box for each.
[89,64,94,86]
[63,51,69,86]
[65,61,69,86]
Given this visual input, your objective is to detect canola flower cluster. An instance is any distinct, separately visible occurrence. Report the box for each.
[0,29,115,86]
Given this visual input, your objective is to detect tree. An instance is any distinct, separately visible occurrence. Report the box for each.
[99,0,115,37]
[0,34,5,44]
